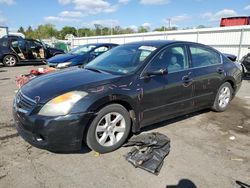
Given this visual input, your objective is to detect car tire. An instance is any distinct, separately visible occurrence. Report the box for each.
[86,104,131,153]
[3,55,17,67]
[212,82,233,112]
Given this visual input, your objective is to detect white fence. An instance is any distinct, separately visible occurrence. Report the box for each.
[71,25,250,60]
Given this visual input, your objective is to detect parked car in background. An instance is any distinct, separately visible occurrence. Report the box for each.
[13,40,243,153]
[47,43,118,68]
[0,35,64,67]
[240,48,250,76]
[53,42,70,52]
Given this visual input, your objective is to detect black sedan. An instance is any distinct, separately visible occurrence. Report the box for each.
[47,43,118,68]
[0,35,64,67]
[13,40,243,153]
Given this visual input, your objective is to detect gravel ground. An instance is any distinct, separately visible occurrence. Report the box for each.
[0,64,249,188]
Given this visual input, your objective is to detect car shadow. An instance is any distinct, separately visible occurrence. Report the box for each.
[166,179,197,188]
[243,75,250,81]
[140,109,210,133]
[50,143,92,154]
[0,62,46,68]
[15,62,46,67]
[0,69,7,72]
[0,63,4,69]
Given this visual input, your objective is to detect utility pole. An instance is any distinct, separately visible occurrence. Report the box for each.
[167,18,171,29]
[76,26,79,37]
[110,23,113,35]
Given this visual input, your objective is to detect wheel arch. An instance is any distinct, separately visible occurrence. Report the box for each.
[80,96,139,149]
[223,78,236,97]
[101,101,138,130]
[83,95,139,134]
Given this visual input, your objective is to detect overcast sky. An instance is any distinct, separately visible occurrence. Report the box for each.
[0,0,250,31]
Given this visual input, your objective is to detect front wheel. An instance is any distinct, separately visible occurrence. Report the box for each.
[3,55,17,67]
[212,82,233,112]
[86,104,131,153]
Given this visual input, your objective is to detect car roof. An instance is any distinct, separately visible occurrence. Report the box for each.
[123,40,220,52]
[124,40,190,47]
[2,35,23,39]
[81,43,118,47]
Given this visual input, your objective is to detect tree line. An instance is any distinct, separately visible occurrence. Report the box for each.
[17,24,206,40]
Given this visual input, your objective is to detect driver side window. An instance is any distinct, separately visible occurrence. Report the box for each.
[147,45,188,73]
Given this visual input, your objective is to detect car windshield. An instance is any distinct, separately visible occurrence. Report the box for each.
[70,44,96,55]
[85,45,157,74]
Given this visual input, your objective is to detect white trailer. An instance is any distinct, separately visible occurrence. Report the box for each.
[0,26,8,38]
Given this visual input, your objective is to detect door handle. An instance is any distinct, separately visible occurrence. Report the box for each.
[217,67,224,74]
[182,75,193,86]
[182,76,189,82]
[182,72,192,82]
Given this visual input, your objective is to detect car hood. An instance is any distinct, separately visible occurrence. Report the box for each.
[21,67,121,103]
[47,53,86,64]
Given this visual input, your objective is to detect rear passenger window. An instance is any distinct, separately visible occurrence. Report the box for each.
[190,46,221,68]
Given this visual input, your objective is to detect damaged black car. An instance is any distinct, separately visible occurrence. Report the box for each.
[0,35,64,67]
[13,40,243,153]
[240,47,250,76]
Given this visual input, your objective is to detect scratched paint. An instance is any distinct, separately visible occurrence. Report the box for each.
[88,86,105,93]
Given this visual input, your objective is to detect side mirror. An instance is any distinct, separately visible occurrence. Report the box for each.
[88,52,98,61]
[144,68,168,77]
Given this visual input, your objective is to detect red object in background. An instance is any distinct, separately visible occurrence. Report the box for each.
[15,67,56,88]
[30,67,56,75]
[16,75,35,88]
[220,17,250,27]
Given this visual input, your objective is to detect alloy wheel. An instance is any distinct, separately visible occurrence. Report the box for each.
[95,112,126,147]
[5,56,16,66]
[218,86,231,108]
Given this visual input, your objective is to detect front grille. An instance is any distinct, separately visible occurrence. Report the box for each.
[16,91,36,112]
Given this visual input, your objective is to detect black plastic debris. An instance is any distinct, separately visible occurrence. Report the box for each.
[123,132,170,175]
[235,180,250,188]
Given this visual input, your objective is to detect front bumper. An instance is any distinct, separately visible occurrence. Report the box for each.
[13,108,94,152]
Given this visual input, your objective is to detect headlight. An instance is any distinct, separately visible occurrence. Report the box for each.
[56,62,72,68]
[38,91,88,116]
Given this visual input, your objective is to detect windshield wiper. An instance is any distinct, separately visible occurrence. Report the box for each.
[84,67,102,73]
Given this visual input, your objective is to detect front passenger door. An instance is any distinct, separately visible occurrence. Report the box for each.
[140,45,194,127]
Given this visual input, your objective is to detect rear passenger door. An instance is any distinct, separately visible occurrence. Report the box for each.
[10,38,27,60]
[188,44,226,108]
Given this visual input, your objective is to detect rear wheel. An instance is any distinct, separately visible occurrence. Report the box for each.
[86,104,131,153]
[3,55,17,67]
[212,82,233,112]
